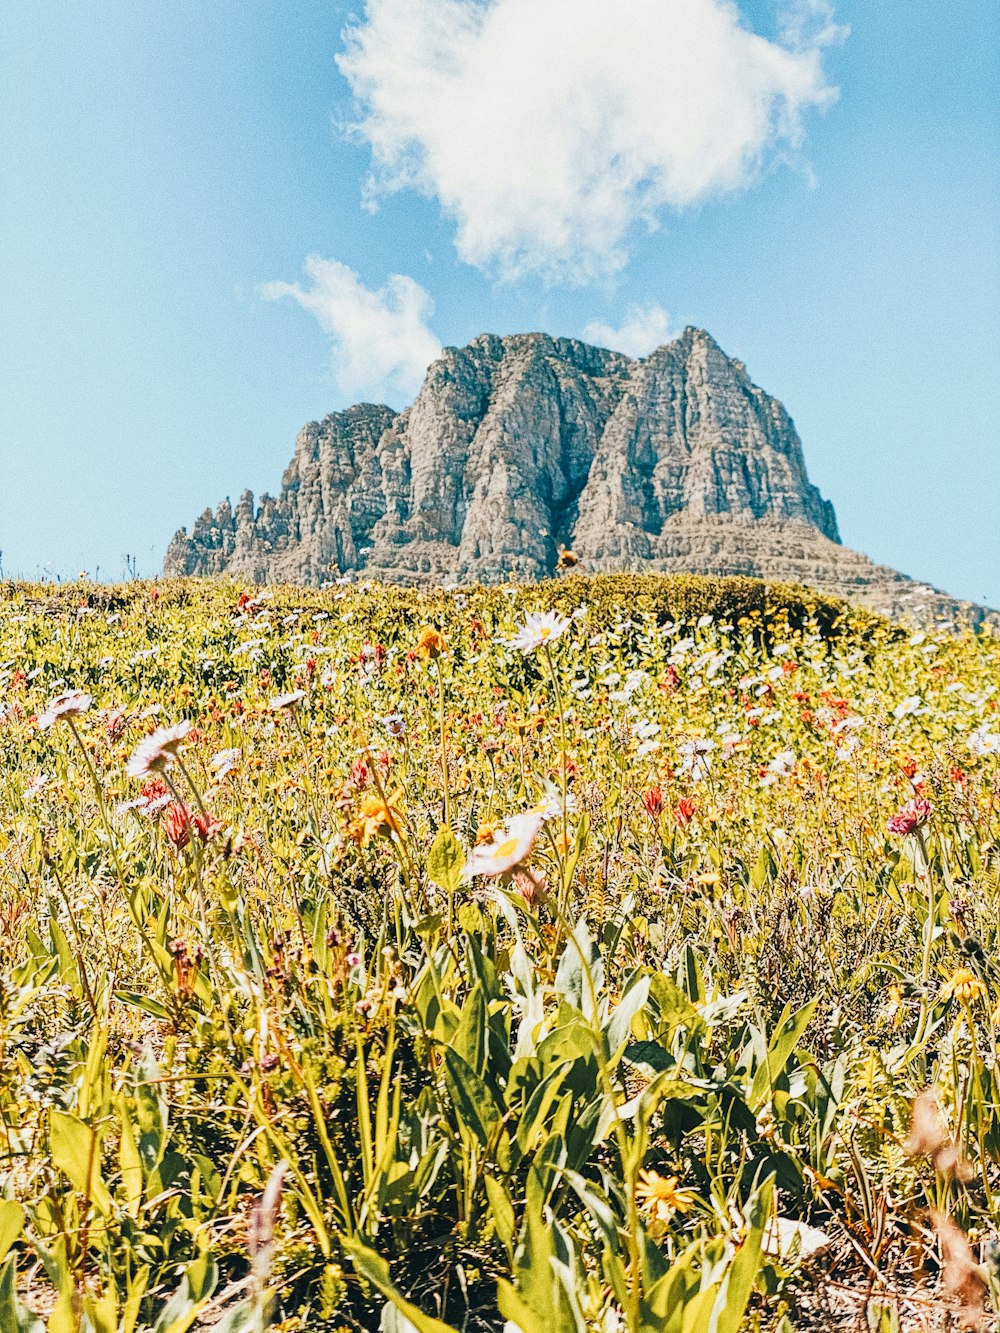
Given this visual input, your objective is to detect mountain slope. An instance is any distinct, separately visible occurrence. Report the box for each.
[164,328,995,627]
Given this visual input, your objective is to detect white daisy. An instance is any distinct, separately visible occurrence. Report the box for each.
[507,611,571,655]
[969,724,1000,757]
[269,690,306,712]
[463,812,545,878]
[126,720,192,777]
[37,690,92,729]
[209,748,241,780]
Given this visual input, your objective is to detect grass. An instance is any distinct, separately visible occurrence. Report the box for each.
[0,573,998,1332]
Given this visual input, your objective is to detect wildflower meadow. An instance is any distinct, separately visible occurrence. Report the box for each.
[1,573,999,1332]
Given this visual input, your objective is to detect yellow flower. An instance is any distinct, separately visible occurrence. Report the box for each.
[635,1170,692,1223]
[940,968,988,1006]
[415,627,446,661]
[348,789,404,847]
[474,818,502,846]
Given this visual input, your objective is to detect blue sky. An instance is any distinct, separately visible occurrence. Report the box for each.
[1,0,997,607]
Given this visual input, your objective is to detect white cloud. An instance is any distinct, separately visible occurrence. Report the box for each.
[261,256,442,404]
[338,0,843,284]
[584,304,674,357]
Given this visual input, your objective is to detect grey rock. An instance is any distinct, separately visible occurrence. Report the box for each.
[164,328,996,628]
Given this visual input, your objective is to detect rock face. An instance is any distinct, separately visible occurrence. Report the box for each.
[165,328,995,627]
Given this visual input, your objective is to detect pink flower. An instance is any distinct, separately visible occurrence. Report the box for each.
[887,798,931,837]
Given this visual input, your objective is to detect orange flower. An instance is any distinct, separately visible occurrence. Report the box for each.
[415,628,446,661]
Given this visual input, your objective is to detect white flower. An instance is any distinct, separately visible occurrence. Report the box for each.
[126,720,192,778]
[678,738,715,782]
[269,690,305,712]
[385,712,406,738]
[969,724,1000,757]
[507,611,571,655]
[529,789,578,822]
[38,690,92,729]
[761,750,796,785]
[24,774,49,799]
[893,695,923,719]
[463,812,545,878]
[209,748,241,780]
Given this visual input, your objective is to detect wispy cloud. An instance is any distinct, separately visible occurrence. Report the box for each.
[338,0,843,284]
[261,257,442,405]
[584,304,674,357]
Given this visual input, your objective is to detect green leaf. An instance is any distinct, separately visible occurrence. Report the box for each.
[427,826,464,895]
[0,1256,44,1333]
[712,1181,773,1333]
[113,991,172,1022]
[0,1201,24,1263]
[50,1111,113,1218]
[343,1238,460,1333]
[442,1047,501,1147]
[452,984,489,1077]
[117,1096,144,1218]
[750,1000,817,1112]
[555,919,602,1017]
[606,974,650,1054]
[484,1174,515,1253]
[152,1255,218,1333]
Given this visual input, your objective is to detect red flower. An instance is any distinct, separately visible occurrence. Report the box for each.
[674,798,697,828]
[141,777,169,804]
[642,786,664,819]
[351,757,370,789]
[660,665,680,693]
[900,756,918,779]
[194,812,222,843]
[164,802,192,850]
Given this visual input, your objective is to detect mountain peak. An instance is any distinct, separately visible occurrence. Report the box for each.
[164,330,994,627]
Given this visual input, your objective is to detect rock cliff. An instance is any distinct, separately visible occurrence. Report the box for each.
[164,328,995,627]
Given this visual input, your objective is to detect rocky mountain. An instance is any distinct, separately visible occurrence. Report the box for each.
[164,328,995,627]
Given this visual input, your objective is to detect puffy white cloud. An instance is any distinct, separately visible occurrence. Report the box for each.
[338,0,843,283]
[261,257,441,404]
[584,304,674,357]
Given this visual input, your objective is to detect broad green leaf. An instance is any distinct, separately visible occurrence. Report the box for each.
[118,1097,143,1218]
[606,974,650,1053]
[427,825,463,895]
[49,1111,113,1218]
[452,983,489,1077]
[711,1181,772,1333]
[0,1201,24,1263]
[484,1174,515,1252]
[555,919,602,1016]
[152,1255,218,1333]
[114,992,172,1022]
[750,1000,817,1111]
[442,1047,501,1147]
